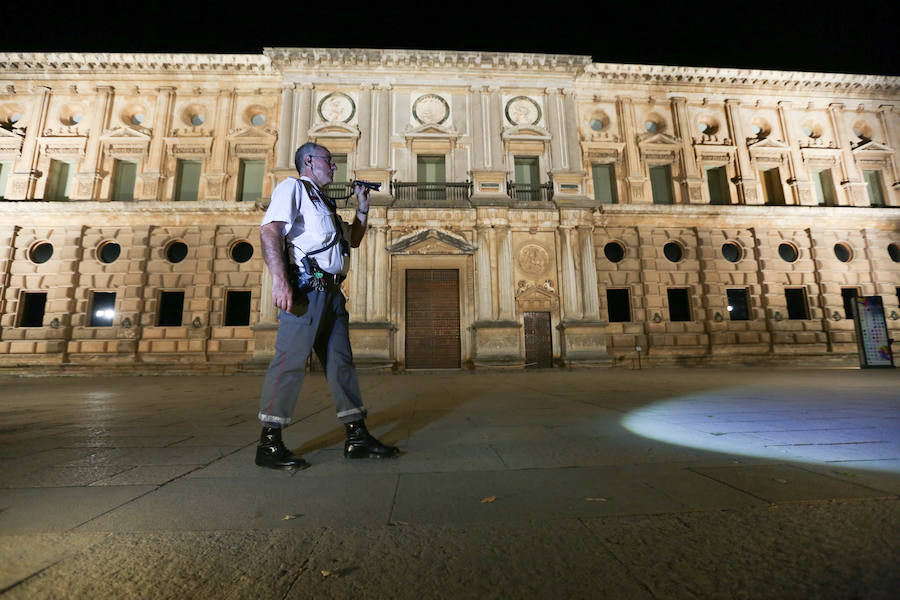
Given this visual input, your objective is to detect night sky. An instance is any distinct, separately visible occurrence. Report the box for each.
[2,1,897,76]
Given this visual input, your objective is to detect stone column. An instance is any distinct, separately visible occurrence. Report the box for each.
[376,85,391,168]
[777,100,813,205]
[616,96,647,204]
[141,86,175,200]
[488,226,500,319]
[356,84,373,169]
[562,89,582,170]
[10,86,51,199]
[496,225,515,321]
[578,225,600,320]
[204,88,234,200]
[73,85,113,200]
[671,97,703,203]
[724,99,760,205]
[276,85,295,169]
[828,103,868,206]
[372,226,389,321]
[293,84,314,152]
[350,235,368,321]
[546,88,566,171]
[877,106,898,204]
[559,226,581,319]
[475,224,493,321]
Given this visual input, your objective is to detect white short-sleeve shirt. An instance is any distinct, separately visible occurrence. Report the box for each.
[261,176,350,276]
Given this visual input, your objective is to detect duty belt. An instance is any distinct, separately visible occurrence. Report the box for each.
[288,264,345,292]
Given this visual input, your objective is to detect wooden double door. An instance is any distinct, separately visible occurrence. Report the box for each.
[405,269,460,369]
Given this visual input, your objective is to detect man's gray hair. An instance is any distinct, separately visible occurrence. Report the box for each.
[294,142,325,174]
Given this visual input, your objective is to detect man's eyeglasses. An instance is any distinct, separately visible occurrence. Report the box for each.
[310,155,337,168]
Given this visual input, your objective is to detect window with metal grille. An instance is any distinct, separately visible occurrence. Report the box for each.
[89,291,116,327]
[158,291,184,326]
[19,292,47,327]
[841,288,859,319]
[224,290,252,326]
[785,288,809,320]
[726,289,750,321]
[607,288,631,322]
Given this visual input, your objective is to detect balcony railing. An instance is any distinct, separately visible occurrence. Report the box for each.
[392,181,472,202]
[508,181,553,202]
[324,181,354,200]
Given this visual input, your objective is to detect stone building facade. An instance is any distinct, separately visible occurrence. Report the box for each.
[0,49,898,371]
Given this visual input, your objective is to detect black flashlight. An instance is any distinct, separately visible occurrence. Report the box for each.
[353,180,382,191]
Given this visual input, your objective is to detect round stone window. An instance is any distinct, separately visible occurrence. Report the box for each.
[604,242,625,263]
[721,242,742,263]
[889,243,900,263]
[165,241,188,264]
[29,241,54,264]
[778,242,799,263]
[98,241,121,264]
[230,240,254,263]
[663,242,684,263]
[833,242,853,263]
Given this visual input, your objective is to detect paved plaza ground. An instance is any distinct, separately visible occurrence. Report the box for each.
[0,366,898,599]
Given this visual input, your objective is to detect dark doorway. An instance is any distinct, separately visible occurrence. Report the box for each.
[405,269,460,369]
[524,311,553,368]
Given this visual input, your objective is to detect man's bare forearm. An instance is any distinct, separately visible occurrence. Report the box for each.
[260,222,293,311]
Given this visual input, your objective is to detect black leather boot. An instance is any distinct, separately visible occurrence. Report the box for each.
[255,427,310,470]
[344,420,400,459]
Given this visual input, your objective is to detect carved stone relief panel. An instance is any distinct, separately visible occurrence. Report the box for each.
[512,231,558,301]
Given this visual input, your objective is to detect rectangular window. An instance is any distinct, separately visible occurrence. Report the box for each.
[761,167,785,205]
[416,155,446,200]
[157,291,185,326]
[332,154,348,184]
[19,292,47,327]
[592,163,618,204]
[606,288,631,322]
[417,155,446,183]
[784,288,809,320]
[726,289,750,321]
[237,159,265,203]
[174,159,202,201]
[863,170,886,207]
[111,159,137,201]
[650,165,674,205]
[514,156,541,201]
[45,159,73,200]
[667,288,692,321]
[0,161,11,200]
[224,290,252,326]
[89,291,116,327]
[812,168,836,206]
[705,166,730,205]
[841,287,859,320]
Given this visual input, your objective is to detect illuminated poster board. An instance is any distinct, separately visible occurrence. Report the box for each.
[852,296,894,368]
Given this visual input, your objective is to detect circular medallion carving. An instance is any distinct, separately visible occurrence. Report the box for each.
[505,96,541,126]
[318,92,356,123]
[412,94,449,125]
[518,244,549,275]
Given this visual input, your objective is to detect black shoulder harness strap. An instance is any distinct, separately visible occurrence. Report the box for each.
[290,179,344,257]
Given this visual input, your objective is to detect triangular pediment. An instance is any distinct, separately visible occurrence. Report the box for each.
[852,139,893,153]
[227,126,275,141]
[388,228,475,255]
[405,122,458,138]
[748,137,789,150]
[0,127,24,139]
[516,284,558,301]
[308,121,360,138]
[502,124,552,141]
[639,132,680,145]
[101,126,151,141]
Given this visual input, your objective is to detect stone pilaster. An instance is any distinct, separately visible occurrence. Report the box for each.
[10,86,51,199]
[73,86,113,200]
[724,99,760,205]
[496,224,515,321]
[142,86,175,200]
[356,83,373,169]
[559,225,581,319]
[276,85,295,170]
[578,225,600,320]
[777,101,813,205]
[204,88,234,200]
[474,224,493,321]
[828,103,869,206]
[671,97,703,203]
[616,96,648,204]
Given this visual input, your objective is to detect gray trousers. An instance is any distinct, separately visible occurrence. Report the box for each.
[258,288,367,427]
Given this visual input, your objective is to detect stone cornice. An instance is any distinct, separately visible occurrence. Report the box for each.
[582,63,900,95]
[0,53,275,75]
[264,48,592,73]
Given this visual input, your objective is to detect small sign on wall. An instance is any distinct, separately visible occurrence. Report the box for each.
[852,296,894,368]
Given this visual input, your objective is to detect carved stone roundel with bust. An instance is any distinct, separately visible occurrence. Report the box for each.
[517,244,550,275]
[412,94,449,125]
[505,96,541,126]
[318,92,356,123]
